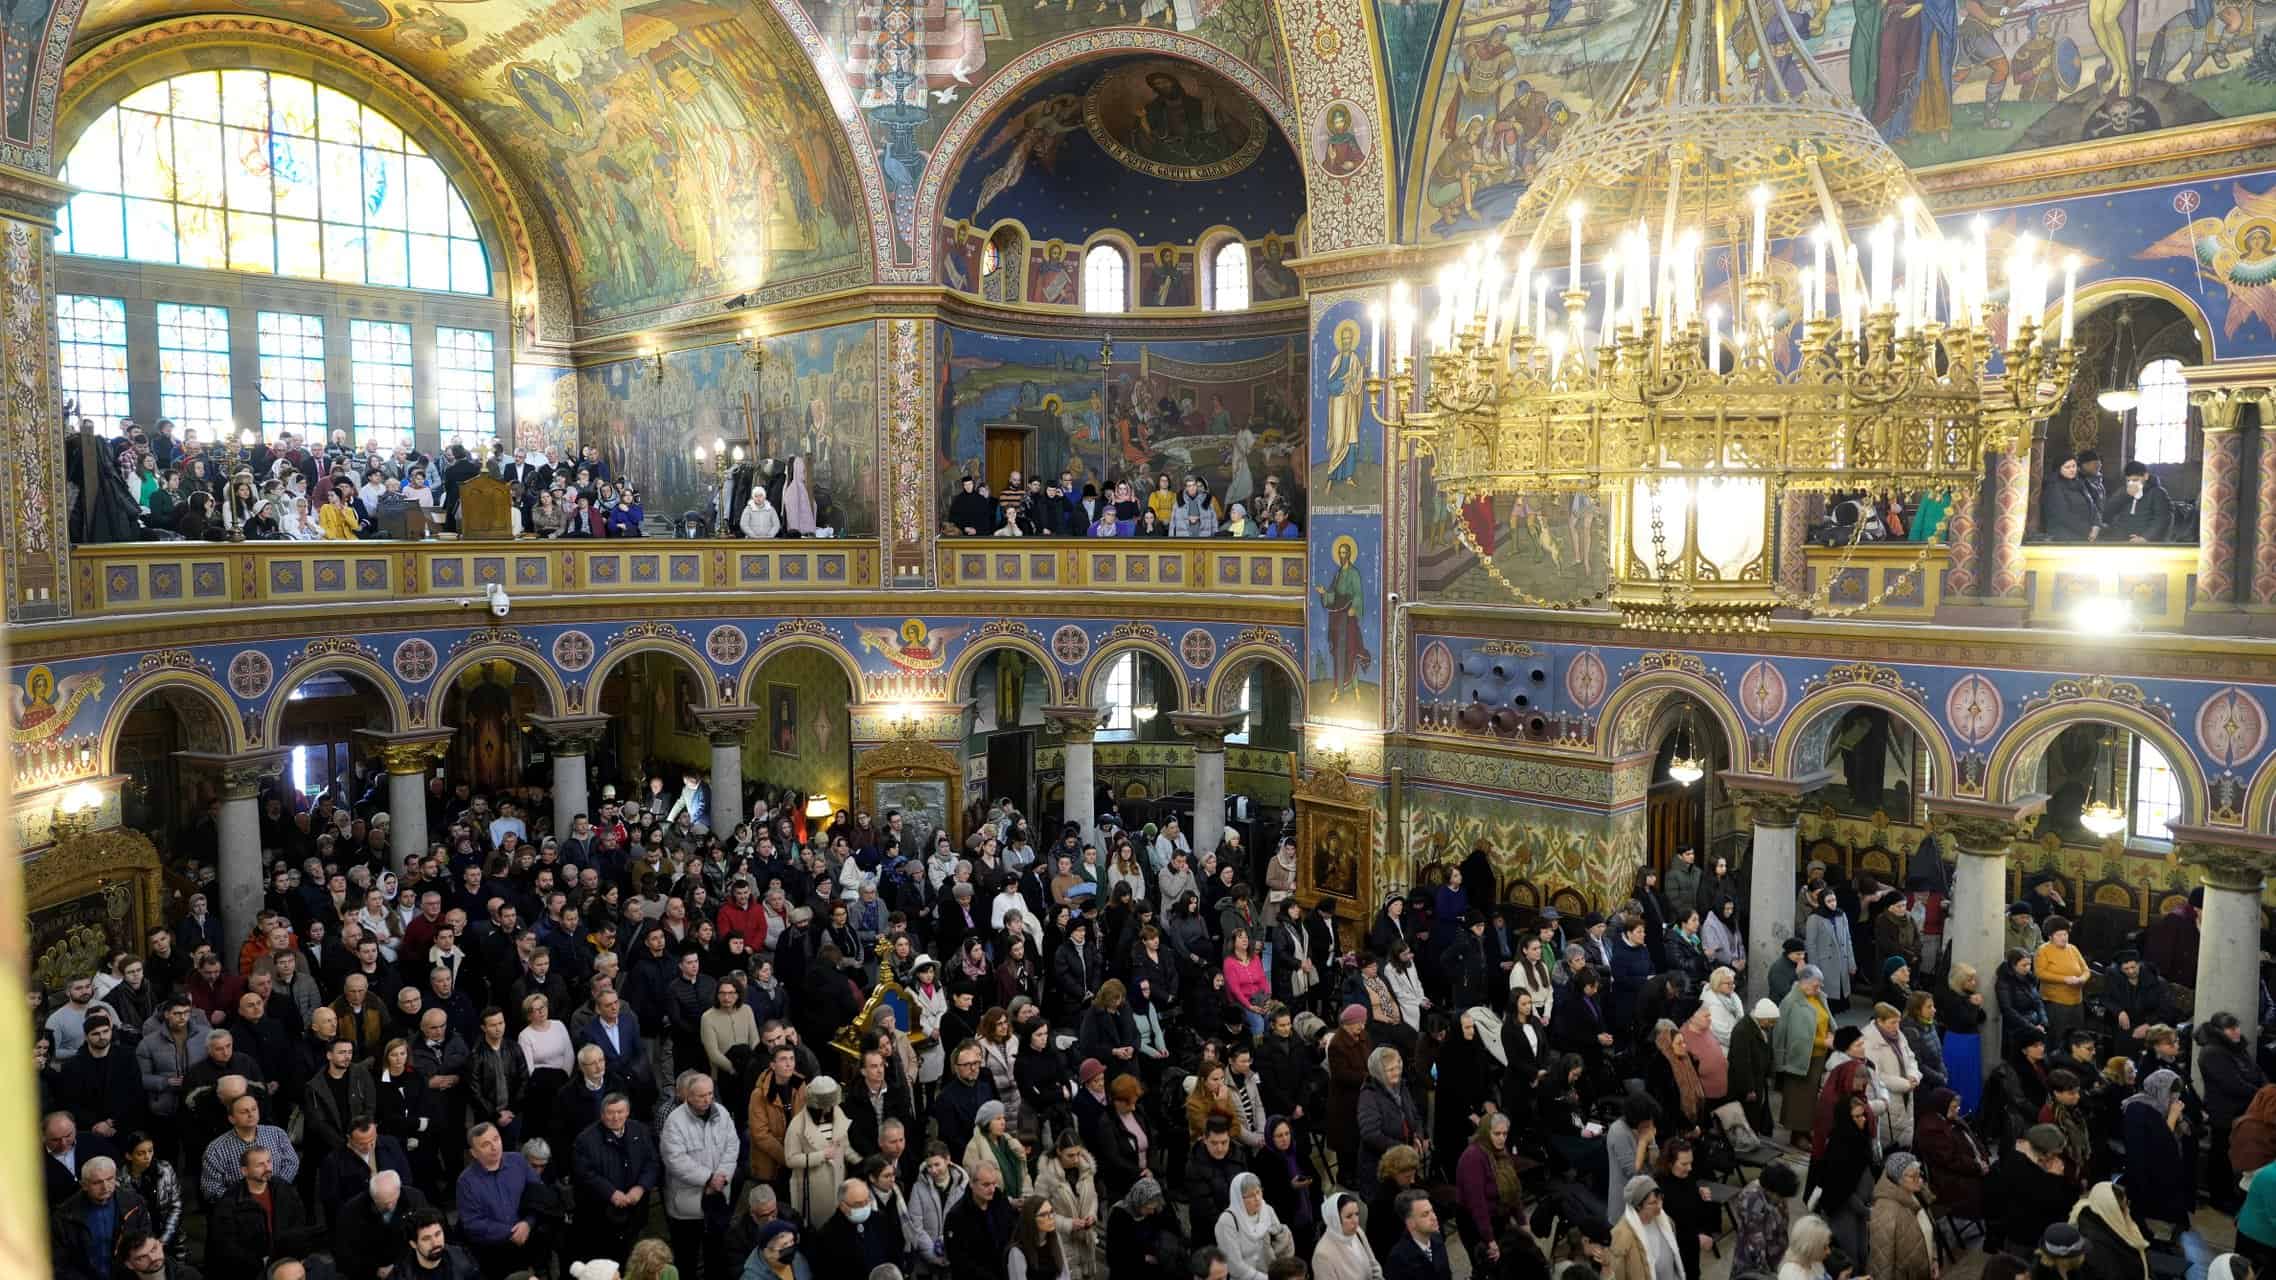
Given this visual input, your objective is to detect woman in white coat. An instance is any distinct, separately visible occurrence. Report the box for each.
[783,1074,851,1221]
[1702,967,1747,1051]
[1312,1192,1384,1280]
[1860,1002,1923,1146]
[1215,1172,1296,1280]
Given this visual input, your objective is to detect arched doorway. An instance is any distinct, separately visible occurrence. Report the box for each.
[438,660,546,795]
[592,650,713,810]
[111,685,233,857]
[275,668,395,813]
[1087,647,1183,833]
[964,647,1051,824]
[1644,697,1734,872]
[744,645,855,827]
[1214,655,1303,885]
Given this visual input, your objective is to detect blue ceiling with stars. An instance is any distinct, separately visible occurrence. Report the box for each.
[942,53,1305,247]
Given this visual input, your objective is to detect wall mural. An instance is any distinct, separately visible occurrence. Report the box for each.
[579,322,879,534]
[1407,631,2276,835]
[1403,0,2276,242]
[935,322,1306,516]
[79,0,870,330]
[940,54,1303,248]
[937,225,1304,307]
[512,363,579,456]
[1405,783,1642,912]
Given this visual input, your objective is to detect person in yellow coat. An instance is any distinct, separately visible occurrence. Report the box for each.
[318,486,362,540]
[2036,916,2090,1038]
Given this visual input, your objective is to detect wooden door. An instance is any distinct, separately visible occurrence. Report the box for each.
[1647,781,1703,870]
[985,426,1030,495]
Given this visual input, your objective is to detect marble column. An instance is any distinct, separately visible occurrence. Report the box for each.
[1728,784,1802,1003]
[358,730,452,873]
[1987,449,2031,600]
[178,752,286,950]
[2192,393,2247,614]
[1943,470,1981,598]
[2174,831,2276,1061]
[2254,405,2276,609]
[528,715,610,841]
[1940,808,2029,1077]
[1777,493,1813,600]
[693,710,762,839]
[1043,706,1106,846]
[1172,712,1245,857]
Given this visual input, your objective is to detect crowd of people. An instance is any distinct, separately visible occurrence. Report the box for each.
[34,764,2271,1280]
[2039,451,2181,543]
[941,469,1303,539]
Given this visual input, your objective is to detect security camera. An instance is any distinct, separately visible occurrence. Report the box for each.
[1387,591,1402,605]
[484,582,511,618]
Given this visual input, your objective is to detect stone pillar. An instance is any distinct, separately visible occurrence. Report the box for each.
[1172,712,1244,857]
[1728,784,1802,1003]
[2174,830,2276,1061]
[1044,706,1105,846]
[0,168,72,622]
[1987,449,2031,600]
[693,710,762,839]
[1943,471,1981,597]
[2253,406,2276,610]
[178,752,286,951]
[1940,808,2029,1076]
[1777,493,1812,600]
[528,715,610,840]
[358,731,451,873]
[2192,392,2247,616]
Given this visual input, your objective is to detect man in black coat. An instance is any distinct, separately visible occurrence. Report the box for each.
[569,1093,658,1264]
[811,1177,903,1275]
[395,1210,483,1280]
[2100,462,2175,542]
[42,1112,119,1212]
[944,1160,1015,1280]
[1384,1189,1456,1280]
[332,1169,431,1280]
[56,1009,144,1144]
[50,1156,150,1280]
[845,1048,915,1158]
[1182,1118,1247,1229]
[1989,1126,2080,1256]
[316,1118,414,1217]
[932,1040,998,1157]
[206,1147,322,1276]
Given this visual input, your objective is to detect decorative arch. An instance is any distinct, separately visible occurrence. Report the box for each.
[1596,671,1746,764]
[1775,686,1958,799]
[61,17,560,338]
[945,633,1066,708]
[2244,751,2276,836]
[588,637,720,711]
[738,635,865,707]
[423,645,566,726]
[1080,637,1186,712]
[1204,641,1305,716]
[913,31,1299,281]
[97,669,243,772]
[2061,280,2218,364]
[260,654,407,746]
[1987,703,2209,827]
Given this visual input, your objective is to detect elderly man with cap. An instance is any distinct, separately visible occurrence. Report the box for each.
[1991,1123,2081,1254]
[1726,996,1783,1135]
[1774,964,1833,1147]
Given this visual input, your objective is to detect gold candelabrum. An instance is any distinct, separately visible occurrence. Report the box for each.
[1361,0,2077,631]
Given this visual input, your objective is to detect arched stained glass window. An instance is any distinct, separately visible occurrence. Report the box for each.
[1083,244,1127,314]
[56,70,492,295]
[1211,239,1250,311]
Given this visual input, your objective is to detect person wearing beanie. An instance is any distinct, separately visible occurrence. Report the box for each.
[2036,917,2089,1036]
[1993,1125,2082,1256]
[1877,953,1914,1010]
[1998,948,2051,1058]
[1725,996,1782,1135]
[1608,1175,1679,1280]
[1769,938,1809,1004]
[1327,1006,1372,1182]
[1868,1153,1935,1280]
[786,1073,852,1222]
[1731,1160,1801,1276]
[2034,1222,2089,1280]
[1774,965,1833,1146]
[2007,903,2045,958]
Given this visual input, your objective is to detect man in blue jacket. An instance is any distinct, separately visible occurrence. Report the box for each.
[454,1122,539,1275]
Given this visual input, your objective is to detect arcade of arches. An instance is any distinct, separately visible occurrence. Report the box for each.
[7,0,2276,1275]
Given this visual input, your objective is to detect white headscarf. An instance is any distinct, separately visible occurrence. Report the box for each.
[783,456,816,532]
[1224,1172,1282,1241]
[1317,1192,1380,1276]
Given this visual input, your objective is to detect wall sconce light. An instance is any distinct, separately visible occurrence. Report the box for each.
[641,348,665,383]
[805,794,834,823]
[1314,729,1353,773]
[77,742,93,770]
[53,782,103,837]
[736,330,765,373]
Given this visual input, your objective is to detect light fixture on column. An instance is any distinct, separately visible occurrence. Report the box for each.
[2080,733,2128,838]
[53,782,103,838]
[1666,704,1705,787]
[1314,729,1354,774]
[805,794,834,827]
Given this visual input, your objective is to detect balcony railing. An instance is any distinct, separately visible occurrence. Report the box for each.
[936,537,1306,595]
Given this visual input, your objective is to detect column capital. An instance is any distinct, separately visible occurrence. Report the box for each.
[1721,773,1825,828]
[1169,711,1245,752]
[356,729,454,775]
[2167,824,2276,892]
[2191,386,2270,432]
[175,750,289,801]
[526,714,612,756]
[1929,795,2046,855]
[1043,705,1108,742]
[0,163,69,217]
[691,708,761,748]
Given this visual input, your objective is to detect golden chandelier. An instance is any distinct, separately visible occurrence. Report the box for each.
[1368,0,2077,631]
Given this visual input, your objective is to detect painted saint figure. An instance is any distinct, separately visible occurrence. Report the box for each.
[1315,536,1373,702]
[1324,320,1364,489]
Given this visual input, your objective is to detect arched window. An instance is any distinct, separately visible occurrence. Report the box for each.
[1100,652,1138,733]
[1083,243,1128,314]
[2131,738,2182,841]
[2133,357,2188,465]
[57,70,491,295]
[1211,239,1250,312]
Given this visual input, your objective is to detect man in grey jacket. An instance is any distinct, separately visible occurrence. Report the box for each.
[1171,476,1219,537]
[660,1070,740,1279]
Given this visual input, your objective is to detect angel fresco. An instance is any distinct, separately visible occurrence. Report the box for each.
[2139,184,2276,339]
[970,93,1085,217]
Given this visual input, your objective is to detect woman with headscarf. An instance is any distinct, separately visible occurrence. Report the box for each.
[1646,1018,1708,1132]
[1253,1114,1317,1253]
[1215,1171,1295,1280]
[1457,1111,1541,1280]
[2063,1182,2152,1280]
[1912,1086,1991,1222]
[1813,1029,1881,1157]
[1313,1191,1385,1280]
[1805,893,1856,1004]
[785,1074,852,1222]
[1355,1045,1424,1199]
[2122,1068,2197,1235]
[781,456,816,535]
[1866,1153,1937,1280]
[1432,1009,1497,1178]
[1008,1193,1068,1280]
[1608,1175,1684,1280]
[1936,960,1988,1115]
[1806,1092,1877,1262]
[1105,1175,1181,1280]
